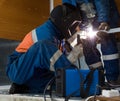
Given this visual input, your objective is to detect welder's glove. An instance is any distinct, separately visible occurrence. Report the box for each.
[97,31,109,42]
[81,37,97,48]
[98,22,110,30]
[80,38,97,55]
[67,44,83,63]
[97,31,108,38]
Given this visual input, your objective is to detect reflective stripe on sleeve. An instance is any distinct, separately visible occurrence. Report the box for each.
[102,53,119,60]
[50,50,62,71]
[89,62,103,69]
[32,29,38,43]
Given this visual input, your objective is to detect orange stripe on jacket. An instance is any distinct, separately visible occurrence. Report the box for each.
[16,32,34,53]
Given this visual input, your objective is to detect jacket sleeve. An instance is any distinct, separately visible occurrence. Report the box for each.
[94,0,110,23]
[62,0,77,6]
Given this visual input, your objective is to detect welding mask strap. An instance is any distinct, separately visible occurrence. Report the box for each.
[65,69,95,100]
[80,69,95,98]
[65,68,84,101]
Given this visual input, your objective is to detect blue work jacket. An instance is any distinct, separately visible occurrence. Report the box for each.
[62,0,120,27]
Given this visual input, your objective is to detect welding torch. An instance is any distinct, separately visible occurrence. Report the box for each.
[69,27,120,48]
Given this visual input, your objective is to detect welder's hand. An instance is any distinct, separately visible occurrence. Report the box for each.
[98,22,110,31]
[97,31,109,42]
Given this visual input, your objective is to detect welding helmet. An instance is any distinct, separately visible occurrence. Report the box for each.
[50,3,82,40]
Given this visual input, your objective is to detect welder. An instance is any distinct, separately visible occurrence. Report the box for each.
[62,0,120,85]
[6,3,83,94]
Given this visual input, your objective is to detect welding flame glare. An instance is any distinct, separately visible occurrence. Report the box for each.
[86,26,97,38]
[77,26,97,39]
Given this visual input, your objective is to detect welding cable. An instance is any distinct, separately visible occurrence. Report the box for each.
[43,76,56,101]
[92,83,120,101]
[43,64,81,101]
[93,84,100,101]
[91,84,111,101]
[85,96,95,101]
[77,57,81,69]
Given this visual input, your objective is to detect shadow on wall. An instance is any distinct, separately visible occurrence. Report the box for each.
[0,38,20,85]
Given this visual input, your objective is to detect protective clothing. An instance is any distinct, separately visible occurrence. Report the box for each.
[6,20,72,93]
[98,22,110,30]
[67,44,83,63]
[62,0,120,81]
[6,4,82,93]
[97,31,110,42]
